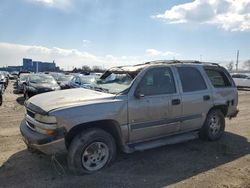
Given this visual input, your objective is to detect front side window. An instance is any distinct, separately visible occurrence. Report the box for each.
[137,67,176,96]
[177,67,207,92]
[205,69,232,88]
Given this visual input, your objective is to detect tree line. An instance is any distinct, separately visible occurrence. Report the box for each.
[226,60,250,71]
[71,65,106,73]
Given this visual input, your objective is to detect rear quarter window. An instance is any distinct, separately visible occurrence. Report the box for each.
[177,67,207,92]
[205,68,232,88]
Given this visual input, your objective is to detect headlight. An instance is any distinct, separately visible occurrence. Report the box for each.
[35,114,57,124]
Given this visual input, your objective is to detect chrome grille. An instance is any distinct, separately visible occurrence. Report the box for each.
[26,109,35,118]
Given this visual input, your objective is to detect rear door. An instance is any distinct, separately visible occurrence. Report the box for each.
[176,66,213,131]
[128,66,182,142]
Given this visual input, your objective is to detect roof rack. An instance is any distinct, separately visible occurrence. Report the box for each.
[143,60,220,67]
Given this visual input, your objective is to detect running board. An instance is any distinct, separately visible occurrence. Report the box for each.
[129,131,199,151]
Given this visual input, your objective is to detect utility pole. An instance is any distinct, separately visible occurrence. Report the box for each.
[236,50,239,71]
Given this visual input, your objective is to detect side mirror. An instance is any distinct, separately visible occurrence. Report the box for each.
[134,89,145,99]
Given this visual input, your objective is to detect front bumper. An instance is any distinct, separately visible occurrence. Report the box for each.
[27,88,57,98]
[20,120,67,155]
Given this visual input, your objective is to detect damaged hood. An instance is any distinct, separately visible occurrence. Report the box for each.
[26,88,115,113]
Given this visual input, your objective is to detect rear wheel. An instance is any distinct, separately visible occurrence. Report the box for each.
[199,109,225,141]
[67,128,116,175]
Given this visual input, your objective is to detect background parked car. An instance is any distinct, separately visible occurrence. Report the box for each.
[231,73,250,88]
[0,71,9,88]
[18,71,31,77]
[23,74,60,100]
[0,72,7,89]
[69,74,97,89]
[10,71,19,79]
[0,81,4,106]
[56,74,73,89]
[17,73,30,93]
[49,72,62,81]
[8,73,15,80]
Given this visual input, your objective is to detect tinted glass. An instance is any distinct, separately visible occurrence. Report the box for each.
[205,69,232,87]
[138,67,176,96]
[177,67,207,92]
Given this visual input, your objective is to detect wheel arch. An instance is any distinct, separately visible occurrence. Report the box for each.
[65,119,124,150]
[208,105,228,117]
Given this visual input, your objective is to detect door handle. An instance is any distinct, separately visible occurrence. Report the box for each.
[203,95,210,101]
[172,99,181,105]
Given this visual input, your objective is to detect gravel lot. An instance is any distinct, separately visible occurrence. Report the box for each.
[0,81,250,188]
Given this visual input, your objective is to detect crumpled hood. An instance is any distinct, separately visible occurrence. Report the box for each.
[27,88,115,112]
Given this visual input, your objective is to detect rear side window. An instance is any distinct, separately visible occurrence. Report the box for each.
[177,67,207,92]
[205,69,232,88]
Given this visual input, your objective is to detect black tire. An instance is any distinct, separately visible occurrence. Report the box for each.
[199,109,225,141]
[0,94,2,106]
[67,128,116,175]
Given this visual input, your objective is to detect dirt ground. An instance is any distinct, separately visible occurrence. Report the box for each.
[0,81,250,188]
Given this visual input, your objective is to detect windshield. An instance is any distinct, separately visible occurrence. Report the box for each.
[97,71,134,94]
[80,76,96,84]
[57,75,73,82]
[20,74,29,81]
[29,74,57,84]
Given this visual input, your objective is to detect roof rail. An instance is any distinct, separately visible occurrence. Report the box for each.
[143,60,220,67]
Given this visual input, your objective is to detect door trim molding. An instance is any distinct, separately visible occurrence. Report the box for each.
[130,114,202,130]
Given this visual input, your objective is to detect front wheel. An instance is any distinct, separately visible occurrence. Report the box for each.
[199,109,225,141]
[67,128,116,175]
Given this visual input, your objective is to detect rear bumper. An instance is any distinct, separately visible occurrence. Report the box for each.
[20,120,67,155]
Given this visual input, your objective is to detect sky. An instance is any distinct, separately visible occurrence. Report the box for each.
[0,0,250,70]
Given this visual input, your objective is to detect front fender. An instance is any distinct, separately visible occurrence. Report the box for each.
[50,99,128,131]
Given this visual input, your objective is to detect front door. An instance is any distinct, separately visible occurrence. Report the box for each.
[128,66,181,142]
